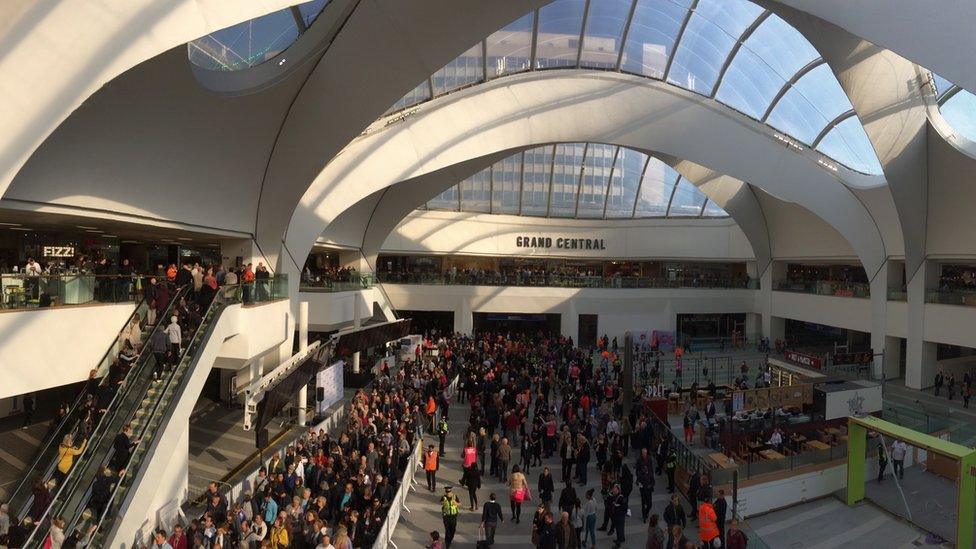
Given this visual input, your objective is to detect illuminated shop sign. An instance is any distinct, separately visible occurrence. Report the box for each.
[42,246,75,258]
[515,236,607,250]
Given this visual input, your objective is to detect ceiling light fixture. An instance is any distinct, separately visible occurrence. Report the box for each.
[0,222,22,226]
[101,234,118,238]
[76,225,98,230]
[85,229,104,233]
[177,237,193,241]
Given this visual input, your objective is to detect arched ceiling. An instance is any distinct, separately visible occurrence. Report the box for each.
[284,70,886,282]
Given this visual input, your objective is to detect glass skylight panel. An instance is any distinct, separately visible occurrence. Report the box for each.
[189,8,300,71]
[576,144,616,217]
[491,153,523,214]
[459,168,492,212]
[619,0,686,79]
[715,46,785,119]
[694,0,764,38]
[702,199,729,217]
[486,12,535,78]
[666,14,737,95]
[667,177,707,216]
[815,116,884,175]
[385,80,431,114]
[743,15,818,79]
[521,146,554,215]
[427,186,460,210]
[432,43,483,96]
[932,73,953,99]
[549,143,586,216]
[766,65,850,144]
[633,158,679,217]
[605,148,647,218]
[535,0,586,69]
[938,90,976,142]
[579,0,631,69]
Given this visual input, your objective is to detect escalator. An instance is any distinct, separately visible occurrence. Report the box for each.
[4,290,181,538]
[25,284,259,547]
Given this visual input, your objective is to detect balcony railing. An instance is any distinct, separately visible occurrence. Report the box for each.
[299,272,375,292]
[772,279,870,298]
[0,274,149,310]
[926,288,976,307]
[377,272,758,290]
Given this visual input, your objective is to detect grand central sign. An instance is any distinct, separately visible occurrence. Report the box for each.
[515,236,607,250]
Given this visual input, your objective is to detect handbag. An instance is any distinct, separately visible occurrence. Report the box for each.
[513,488,526,503]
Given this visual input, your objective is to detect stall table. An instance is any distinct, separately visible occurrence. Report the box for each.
[760,449,786,460]
[805,440,831,451]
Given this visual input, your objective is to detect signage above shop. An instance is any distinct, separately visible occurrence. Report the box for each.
[785,350,823,370]
[515,236,607,250]
[42,245,75,258]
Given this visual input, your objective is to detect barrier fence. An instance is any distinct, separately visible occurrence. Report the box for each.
[373,375,459,549]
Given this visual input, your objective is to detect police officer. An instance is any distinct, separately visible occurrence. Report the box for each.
[437,415,450,457]
[665,449,678,493]
[440,486,461,548]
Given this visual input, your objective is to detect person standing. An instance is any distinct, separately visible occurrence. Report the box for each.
[891,439,908,480]
[582,489,597,548]
[610,484,628,548]
[425,444,439,492]
[437,415,450,457]
[948,373,957,401]
[697,490,719,548]
[440,486,461,549]
[714,489,728,547]
[725,519,749,549]
[645,514,665,549]
[877,442,888,483]
[164,315,182,358]
[965,384,973,409]
[539,467,555,507]
[497,438,512,482]
[662,495,686,549]
[480,493,504,546]
[664,449,677,494]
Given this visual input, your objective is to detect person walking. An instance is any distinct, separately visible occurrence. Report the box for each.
[891,439,908,480]
[508,465,528,523]
[664,449,677,493]
[637,450,655,522]
[538,467,555,507]
[498,438,512,482]
[440,486,461,549]
[21,393,35,429]
[464,462,481,511]
[480,493,504,546]
[965,384,973,409]
[934,371,943,397]
[645,514,665,549]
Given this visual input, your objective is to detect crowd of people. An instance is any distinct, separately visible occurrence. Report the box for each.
[1,259,283,548]
[145,343,456,549]
[933,369,975,408]
[405,330,749,549]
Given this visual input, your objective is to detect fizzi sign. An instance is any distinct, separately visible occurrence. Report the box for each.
[785,350,823,370]
[515,236,607,250]
[42,246,75,258]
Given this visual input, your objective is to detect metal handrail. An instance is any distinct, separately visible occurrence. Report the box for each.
[7,297,149,519]
[18,287,187,545]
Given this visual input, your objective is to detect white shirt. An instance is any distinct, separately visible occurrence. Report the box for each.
[768,431,783,446]
[891,440,908,461]
[165,321,182,344]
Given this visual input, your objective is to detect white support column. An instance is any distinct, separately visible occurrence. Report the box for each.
[298,301,310,425]
[884,336,903,380]
[561,299,579,341]
[906,260,939,389]
[761,261,786,339]
[454,298,473,335]
[869,261,889,379]
[352,294,362,374]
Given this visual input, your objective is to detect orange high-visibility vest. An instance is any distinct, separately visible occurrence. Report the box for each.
[426,397,437,415]
[425,451,438,471]
[698,503,719,542]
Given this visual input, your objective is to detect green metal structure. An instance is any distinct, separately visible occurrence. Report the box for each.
[846,415,976,548]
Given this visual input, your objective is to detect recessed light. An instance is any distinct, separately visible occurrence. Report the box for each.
[76,225,98,230]
[177,237,193,241]
[0,222,21,226]
[13,228,33,231]
[121,240,140,244]
[85,229,104,233]
[101,234,118,238]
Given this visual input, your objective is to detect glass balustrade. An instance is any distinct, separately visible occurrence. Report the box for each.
[0,274,150,310]
[376,272,757,290]
[772,279,870,298]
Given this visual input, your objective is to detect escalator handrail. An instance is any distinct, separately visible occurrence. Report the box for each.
[17,287,188,544]
[7,297,149,517]
[85,286,242,546]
